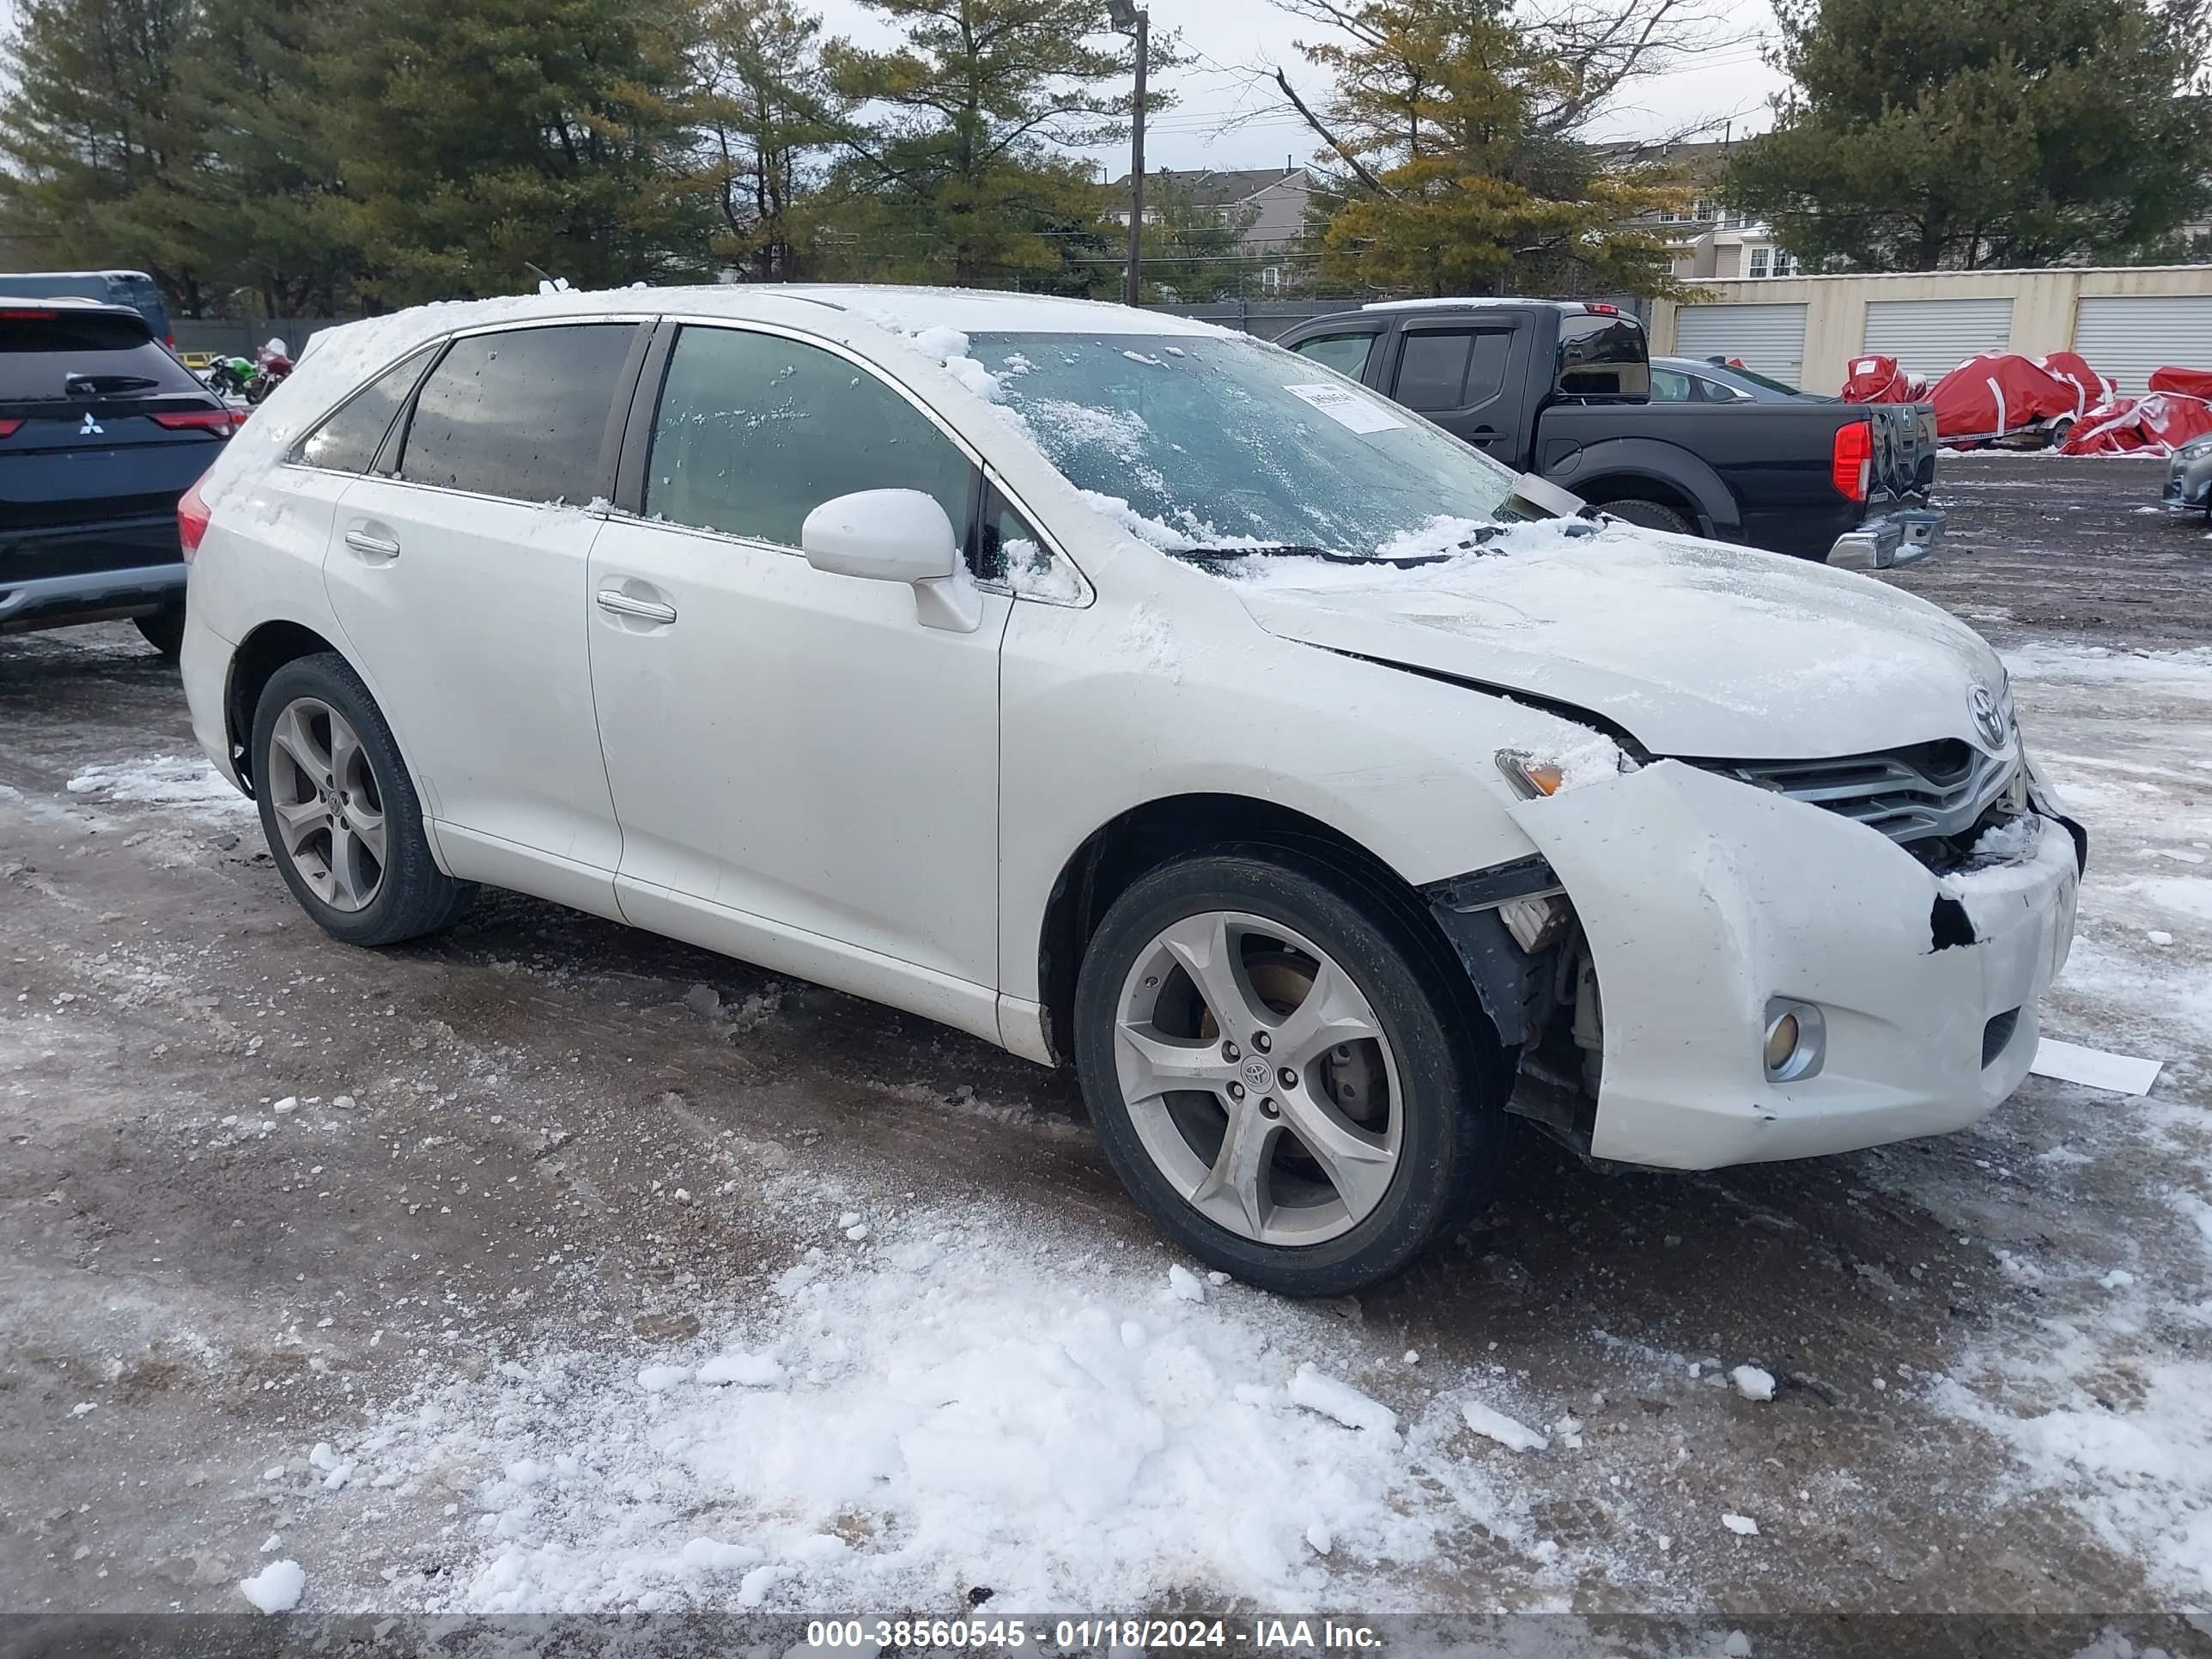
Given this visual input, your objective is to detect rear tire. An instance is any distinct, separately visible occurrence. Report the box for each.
[250,653,473,947]
[1596,497,1696,536]
[1073,848,1507,1296]
[134,605,185,659]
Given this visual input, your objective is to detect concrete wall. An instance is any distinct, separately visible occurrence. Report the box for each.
[1650,265,2212,392]
[171,317,358,356]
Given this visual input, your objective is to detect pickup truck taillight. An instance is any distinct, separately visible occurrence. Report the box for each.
[1832,421,1873,502]
[178,476,212,562]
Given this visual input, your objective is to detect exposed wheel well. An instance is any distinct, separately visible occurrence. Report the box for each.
[225,621,343,793]
[1036,793,1481,1066]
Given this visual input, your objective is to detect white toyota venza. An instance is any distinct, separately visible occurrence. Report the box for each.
[178,286,2083,1294]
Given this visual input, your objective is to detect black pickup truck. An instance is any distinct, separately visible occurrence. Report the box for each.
[1276,301,1942,568]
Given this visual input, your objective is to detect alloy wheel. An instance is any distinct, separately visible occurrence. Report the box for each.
[264,696,386,913]
[1111,910,1402,1246]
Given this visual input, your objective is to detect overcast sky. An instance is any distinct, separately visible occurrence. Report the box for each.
[811,0,1787,177]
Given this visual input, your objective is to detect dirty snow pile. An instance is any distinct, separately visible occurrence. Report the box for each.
[314,1211,1544,1613]
[65,755,252,817]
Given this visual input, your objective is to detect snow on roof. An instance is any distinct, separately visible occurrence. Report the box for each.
[750,284,1225,337]
[1360,296,1586,313]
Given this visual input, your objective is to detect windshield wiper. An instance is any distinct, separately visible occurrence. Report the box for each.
[1181,543,1455,568]
[65,372,164,395]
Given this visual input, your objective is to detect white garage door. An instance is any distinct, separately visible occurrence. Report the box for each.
[1673,303,1808,385]
[1862,298,2014,380]
[2073,295,2212,393]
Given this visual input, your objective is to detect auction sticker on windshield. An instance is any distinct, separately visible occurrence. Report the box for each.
[1283,381,1406,434]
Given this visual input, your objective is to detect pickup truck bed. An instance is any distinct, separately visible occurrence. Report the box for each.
[1277,301,1941,567]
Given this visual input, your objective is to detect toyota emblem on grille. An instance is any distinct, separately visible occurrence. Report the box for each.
[1968,685,2009,748]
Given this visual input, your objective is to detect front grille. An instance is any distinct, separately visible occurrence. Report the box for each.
[1982,1007,2021,1068]
[1692,739,2016,844]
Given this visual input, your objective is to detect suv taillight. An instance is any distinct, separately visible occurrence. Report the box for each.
[0,419,20,439]
[1832,421,1873,501]
[179,475,212,562]
[151,409,238,434]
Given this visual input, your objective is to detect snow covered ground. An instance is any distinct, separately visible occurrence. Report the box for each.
[1,463,2208,1637]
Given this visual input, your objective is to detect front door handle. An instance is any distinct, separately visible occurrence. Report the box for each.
[343,530,400,559]
[596,589,677,625]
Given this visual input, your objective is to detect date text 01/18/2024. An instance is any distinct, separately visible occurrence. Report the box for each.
[804,1619,1385,1650]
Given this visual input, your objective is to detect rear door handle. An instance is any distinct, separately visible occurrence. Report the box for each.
[343,530,400,559]
[596,589,678,625]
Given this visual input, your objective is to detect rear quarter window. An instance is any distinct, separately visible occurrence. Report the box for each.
[295,344,438,474]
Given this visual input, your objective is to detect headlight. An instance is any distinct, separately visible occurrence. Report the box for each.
[1497,750,1569,799]
[1496,742,1637,799]
[2180,439,2212,460]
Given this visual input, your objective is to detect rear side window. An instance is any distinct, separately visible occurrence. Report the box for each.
[0,310,199,401]
[646,325,975,549]
[1290,332,1376,380]
[1395,328,1513,410]
[297,345,437,474]
[397,325,636,502]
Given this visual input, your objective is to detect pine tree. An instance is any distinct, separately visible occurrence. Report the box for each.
[0,0,224,313]
[179,0,351,316]
[1722,0,2212,270]
[823,0,1140,286]
[692,0,845,279]
[311,0,716,302]
[1284,0,1680,297]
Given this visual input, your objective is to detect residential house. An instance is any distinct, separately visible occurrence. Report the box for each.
[1596,137,1801,282]
[1105,165,1314,291]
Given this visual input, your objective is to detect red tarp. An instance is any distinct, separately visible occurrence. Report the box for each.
[1840,354,1928,404]
[1927,351,2094,441]
[2036,351,2115,416]
[2148,366,2212,399]
[2057,391,2212,456]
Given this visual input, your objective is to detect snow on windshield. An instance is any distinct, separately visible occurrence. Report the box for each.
[965,332,1521,560]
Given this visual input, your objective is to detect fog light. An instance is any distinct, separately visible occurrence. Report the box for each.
[1763,997,1826,1083]
[1764,1012,1799,1073]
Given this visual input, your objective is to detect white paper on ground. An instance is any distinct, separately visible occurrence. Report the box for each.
[2030,1037,2163,1096]
[1283,382,1407,434]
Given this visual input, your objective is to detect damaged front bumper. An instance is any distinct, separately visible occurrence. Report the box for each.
[1504,759,2080,1169]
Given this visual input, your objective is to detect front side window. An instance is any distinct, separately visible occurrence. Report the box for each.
[397,324,636,502]
[296,345,437,474]
[1290,332,1376,380]
[969,331,1521,562]
[646,325,975,550]
[1649,366,1692,402]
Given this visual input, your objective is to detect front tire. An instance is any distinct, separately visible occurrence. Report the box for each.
[1073,850,1507,1296]
[250,653,473,946]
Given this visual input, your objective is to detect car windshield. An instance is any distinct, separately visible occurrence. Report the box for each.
[967,331,1523,561]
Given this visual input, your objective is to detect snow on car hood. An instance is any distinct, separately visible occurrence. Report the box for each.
[1224,520,2007,760]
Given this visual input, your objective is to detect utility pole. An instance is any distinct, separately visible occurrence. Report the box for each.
[1109,0,1150,308]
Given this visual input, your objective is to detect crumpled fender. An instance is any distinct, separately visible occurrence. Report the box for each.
[1506,760,2077,1168]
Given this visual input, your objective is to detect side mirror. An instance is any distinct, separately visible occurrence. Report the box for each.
[799,488,980,633]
